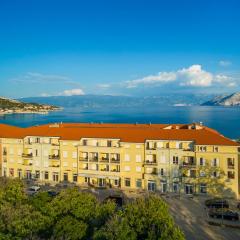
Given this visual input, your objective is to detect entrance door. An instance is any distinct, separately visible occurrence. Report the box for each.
[185,184,193,195]
[148,181,156,191]
[99,178,106,187]
[161,182,167,193]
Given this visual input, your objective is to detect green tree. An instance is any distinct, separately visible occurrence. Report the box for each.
[95,195,185,240]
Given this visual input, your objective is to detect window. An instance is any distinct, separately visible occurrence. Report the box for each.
[124,166,130,171]
[200,171,206,177]
[9,168,14,177]
[83,140,87,146]
[148,180,156,191]
[107,140,112,147]
[72,152,77,159]
[114,179,119,186]
[17,149,22,156]
[73,174,78,182]
[63,173,68,181]
[228,171,235,179]
[124,154,130,161]
[160,168,164,176]
[212,158,219,167]
[227,158,234,168]
[199,158,205,166]
[36,138,40,143]
[44,171,49,180]
[136,166,141,172]
[173,156,178,164]
[136,179,142,188]
[200,184,207,194]
[9,148,14,155]
[3,168,7,177]
[199,146,207,152]
[63,162,68,167]
[17,169,22,178]
[212,171,218,178]
[35,171,40,179]
[136,155,141,162]
[213,147,219,152]
[53,172,59,182]
[125,178,131,187]
[72,162,77,168]
[63,151,68,158]
[160,155,166,164]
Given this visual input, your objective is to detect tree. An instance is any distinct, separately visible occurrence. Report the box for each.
[94,195,185,240]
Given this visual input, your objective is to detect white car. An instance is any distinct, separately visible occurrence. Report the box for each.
[27,185,41,195]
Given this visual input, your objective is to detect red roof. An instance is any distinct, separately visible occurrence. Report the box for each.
[0,123,239,146]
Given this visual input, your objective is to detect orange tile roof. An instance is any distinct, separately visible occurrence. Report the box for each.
[0,123,239,146]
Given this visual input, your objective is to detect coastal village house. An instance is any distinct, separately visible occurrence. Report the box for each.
[0,123,239,198]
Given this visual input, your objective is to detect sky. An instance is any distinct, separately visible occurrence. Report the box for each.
[0,0,240,98]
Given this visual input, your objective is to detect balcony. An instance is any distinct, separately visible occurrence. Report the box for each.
[227,164,235,169]
[3,151,7,156]
[181,161,196,167]
[49,155,60,160]
[79,157,88,162]
[100,157,109,163]
[100,167,109,172]
[89,157,98,162]
[22,153,33,158]
[145,160,157,165]
[110,158,120,163]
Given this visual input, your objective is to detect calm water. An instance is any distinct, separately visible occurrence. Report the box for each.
[0,106,239,139]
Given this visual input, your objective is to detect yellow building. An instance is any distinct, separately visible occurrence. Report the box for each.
[0,123,239,198]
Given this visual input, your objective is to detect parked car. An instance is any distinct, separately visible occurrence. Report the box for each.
[205,199,229,208]
[27,185,41,195]
[209,209,239,221]
[47,190,59,197]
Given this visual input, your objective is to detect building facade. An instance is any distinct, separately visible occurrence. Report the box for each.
[0,123,239,198]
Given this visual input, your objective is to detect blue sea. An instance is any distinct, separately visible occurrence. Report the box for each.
[0,106,239,139]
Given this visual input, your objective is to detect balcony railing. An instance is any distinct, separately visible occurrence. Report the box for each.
[79,157,88,161]
[227,164,235,169]
[110,158,120,163]
[49,155,60,160]
[89,157,98,162]
[22,153,33,158]
[100,158,109,162]
[100,168,109,172]
[145,160,157,165]
[181,161,196,167]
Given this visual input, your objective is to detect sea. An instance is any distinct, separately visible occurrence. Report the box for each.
[0,106,239,139]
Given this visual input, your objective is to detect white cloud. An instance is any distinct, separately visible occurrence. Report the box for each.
[219,60,232,67]
[60,88,85,96]
[126,64,236,88]
[178,65,213,87]
[126,72,177,88]
[97,84,111,89]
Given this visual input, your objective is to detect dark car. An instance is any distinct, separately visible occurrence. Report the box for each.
[205,199,229,209]
[47,190,59,197]
[209,209,239,221]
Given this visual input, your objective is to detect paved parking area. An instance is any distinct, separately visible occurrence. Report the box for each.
[164,195,240,240]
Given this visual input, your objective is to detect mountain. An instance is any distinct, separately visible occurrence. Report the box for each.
[20,94,213,109]
[0,97,60,114]
[202,92,240,106]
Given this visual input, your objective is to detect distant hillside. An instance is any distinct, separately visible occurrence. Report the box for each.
[202,92,240,106]
[0,97,60,114]
[21,94,213,108]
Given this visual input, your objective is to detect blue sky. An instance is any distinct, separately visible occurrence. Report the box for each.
[0,0,239,98]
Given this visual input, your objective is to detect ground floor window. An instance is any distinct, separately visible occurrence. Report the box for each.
[53,172,59,182]
[26,170,32,179]
[17,169,22,178]
[73,174,78,182]
[199,184,207,194]
[160,181,167,193]
[3,168,7,177]
[98,178,106,187]
[114,179,119,186]
[136,179,142,188]
[84,177,90,183]
[173,183,179,193]
[9,168,14,177]
[44,171,49,180]
[185,184,194,195]
[125,178,131,187]
[148,180,156,191]
[63,173,68,181]
[35,171,40,179]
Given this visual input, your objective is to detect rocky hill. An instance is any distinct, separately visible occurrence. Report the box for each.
[0,97,60,114]
[202,92,240,106]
